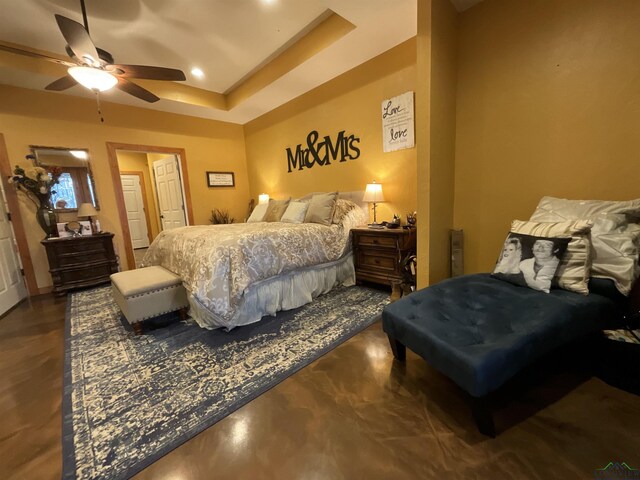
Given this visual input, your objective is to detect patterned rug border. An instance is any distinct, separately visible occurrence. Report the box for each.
[62,285,386,480]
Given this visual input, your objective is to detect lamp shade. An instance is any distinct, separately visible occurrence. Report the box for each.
[258,193,270,205]
[68,66,118,92]
[362,182,385,203]
[77,203,98,218]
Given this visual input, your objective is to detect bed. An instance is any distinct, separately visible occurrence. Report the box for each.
[142,193,368,330]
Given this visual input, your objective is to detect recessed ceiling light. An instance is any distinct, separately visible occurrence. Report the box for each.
[191,67,204,78]
[261,0,277,5]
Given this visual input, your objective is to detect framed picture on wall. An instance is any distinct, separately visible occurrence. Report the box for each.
[207,171,235,187]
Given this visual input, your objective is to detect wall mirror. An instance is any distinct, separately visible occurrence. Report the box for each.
[30,145,99,212]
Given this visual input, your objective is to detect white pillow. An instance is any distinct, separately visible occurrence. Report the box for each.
[530,196,640,295]
[247,203,268,223]
[281,201,309,224]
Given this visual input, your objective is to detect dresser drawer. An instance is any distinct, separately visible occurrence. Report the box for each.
[356,234,397,249]
[50,238,106,255]
[58,263,113,286]
[56,249,108,267]
[357,250,398,273]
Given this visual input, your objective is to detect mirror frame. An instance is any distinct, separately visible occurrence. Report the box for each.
[29,145,99,212]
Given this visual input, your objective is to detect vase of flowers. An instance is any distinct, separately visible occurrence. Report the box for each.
[9,161,62,238]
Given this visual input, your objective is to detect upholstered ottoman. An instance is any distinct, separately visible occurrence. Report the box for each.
[382,273,622,436]
[111,266,189,335]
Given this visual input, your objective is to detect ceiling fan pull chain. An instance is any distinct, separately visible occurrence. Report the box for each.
[95,90,104,123]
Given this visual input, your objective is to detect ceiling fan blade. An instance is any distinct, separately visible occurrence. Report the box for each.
[109,64,186,81]
[116,78,160,103]
[45,75,78,91]
[0,42,75,67]
[55,14,100,66]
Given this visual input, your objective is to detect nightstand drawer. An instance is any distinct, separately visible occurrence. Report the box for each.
[356,234,397,249]
[357,251,397,272]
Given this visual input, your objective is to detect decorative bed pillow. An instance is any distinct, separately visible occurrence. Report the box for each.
[281,201,309,224]
[492,232,571,293]
[332,199,360,224]
[530,196,640,295]
[247,202,269,223]
[304,192,338,226]
[263,198,290,222]
[510,219,593,295]
[530,196,640,224]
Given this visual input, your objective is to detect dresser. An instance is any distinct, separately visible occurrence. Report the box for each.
[351,227,417,287]
[42,233,119,296]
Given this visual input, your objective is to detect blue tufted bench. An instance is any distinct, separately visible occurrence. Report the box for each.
[382,273,624,436]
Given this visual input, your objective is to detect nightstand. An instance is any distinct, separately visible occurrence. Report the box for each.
[351,227,416,287]
[41,233,119,296]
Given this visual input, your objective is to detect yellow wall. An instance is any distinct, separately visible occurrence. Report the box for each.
[116,151,161,241]
[454,0,640,274]
[0,84,248,290]
[416,0,459,288]
[244,39,417,222]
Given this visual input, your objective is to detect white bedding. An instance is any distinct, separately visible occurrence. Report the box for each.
[142,203,367,329]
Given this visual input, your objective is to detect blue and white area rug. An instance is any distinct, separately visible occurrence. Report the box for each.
[63,285,388,480]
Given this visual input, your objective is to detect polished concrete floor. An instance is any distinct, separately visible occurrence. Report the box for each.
[1,292,639,479]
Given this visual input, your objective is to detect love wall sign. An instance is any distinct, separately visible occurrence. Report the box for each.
[286,130,360,173]
[382,91,415,152]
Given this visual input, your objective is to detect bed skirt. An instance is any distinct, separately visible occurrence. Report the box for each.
[188,253,356,330]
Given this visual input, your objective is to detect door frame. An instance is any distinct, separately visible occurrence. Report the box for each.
[120,171,153,246]
[106,143,194,271]
[0,133,38,296]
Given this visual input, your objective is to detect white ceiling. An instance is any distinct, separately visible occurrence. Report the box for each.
[0,0,482,124]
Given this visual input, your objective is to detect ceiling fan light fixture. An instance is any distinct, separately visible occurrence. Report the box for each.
[68,66,117,92]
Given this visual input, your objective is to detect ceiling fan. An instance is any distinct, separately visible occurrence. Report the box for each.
[2,0,186,103]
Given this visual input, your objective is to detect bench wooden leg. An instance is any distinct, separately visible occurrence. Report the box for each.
[178,307,187,321]
[468,394,496,438]
[387,335,406,361]
[132,322,143,336]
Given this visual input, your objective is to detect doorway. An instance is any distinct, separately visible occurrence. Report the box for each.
[120,172,151,249]
[107,143,194,271]
[0,182,27,314]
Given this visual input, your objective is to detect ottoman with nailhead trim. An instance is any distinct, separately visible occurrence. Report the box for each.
[111,266,189,335]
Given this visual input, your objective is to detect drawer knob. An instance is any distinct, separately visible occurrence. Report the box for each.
[373,239,379,244]
[374,259,380,264]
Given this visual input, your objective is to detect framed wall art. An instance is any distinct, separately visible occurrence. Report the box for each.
[206,171,235,187]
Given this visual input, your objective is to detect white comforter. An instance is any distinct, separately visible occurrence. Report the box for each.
[142,206,366,329]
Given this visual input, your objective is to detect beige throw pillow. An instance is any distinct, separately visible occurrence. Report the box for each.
[304,192,338,225]
[263,198,290,222]
[511,219,593,295]
[281,201,309,224]
[247,203,269,223]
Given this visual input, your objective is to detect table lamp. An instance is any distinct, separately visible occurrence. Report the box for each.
[363,181,385,228]
[77,203,99,234]
[258,193,270,205]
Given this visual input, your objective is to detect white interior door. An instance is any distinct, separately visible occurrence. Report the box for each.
[0,186,27,315]
[153,155,187,231]
[121,174,150,249]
